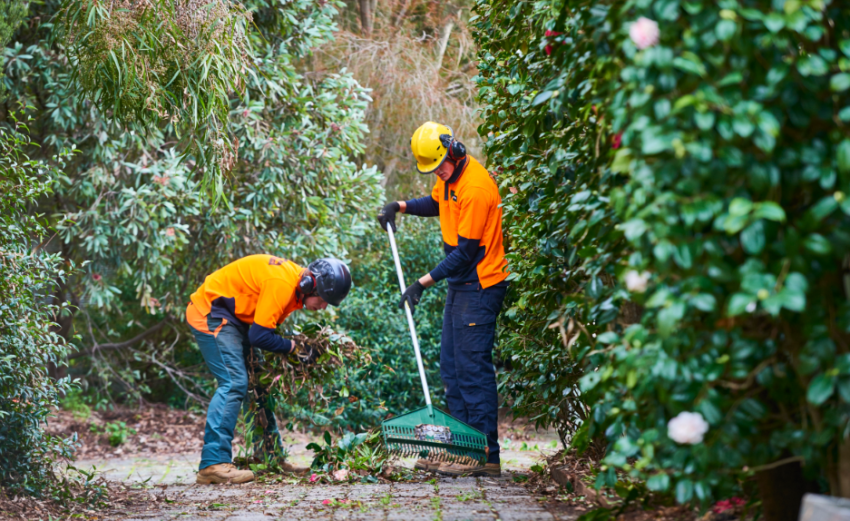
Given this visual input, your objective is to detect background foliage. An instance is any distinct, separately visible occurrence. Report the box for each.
[475,0,850,506]
[0,110,76,494]
[1,0,456,450]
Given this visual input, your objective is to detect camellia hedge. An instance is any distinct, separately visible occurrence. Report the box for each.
[474,0,850,509]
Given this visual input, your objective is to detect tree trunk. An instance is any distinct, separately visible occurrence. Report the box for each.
[837,436,850,497]
[358,0,372,35]
[393,0,413,26]
[756,460,819,521]
[435,21,453,71]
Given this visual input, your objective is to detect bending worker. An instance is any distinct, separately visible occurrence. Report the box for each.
[186,255,351,484]
[378,122,509,477]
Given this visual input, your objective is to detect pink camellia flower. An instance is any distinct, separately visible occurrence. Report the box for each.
[322,499,332,505]
[309,473,319,482]
[242,109,250,118]
[333,469,349,481]
[629,17,660,50]
[509,187,518,194]
[667,411,709,444]
[544,29,563,56]
[92,273,102,282]
[165,227,175,237]
[612,133,623,149]
[713,498,744,514]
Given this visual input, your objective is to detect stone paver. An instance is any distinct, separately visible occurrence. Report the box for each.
[104,475,581,520]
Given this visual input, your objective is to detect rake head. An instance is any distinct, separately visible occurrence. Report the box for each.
[381,406,488,465]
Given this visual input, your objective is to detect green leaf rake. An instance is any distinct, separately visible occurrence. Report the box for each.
[380,226,488,465]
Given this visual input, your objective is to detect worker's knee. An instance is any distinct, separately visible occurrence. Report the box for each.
[229,374,249,400]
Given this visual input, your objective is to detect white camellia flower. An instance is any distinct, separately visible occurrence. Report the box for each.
[624,270,651,293]
[667,411,709,445]
[333,468,350,481]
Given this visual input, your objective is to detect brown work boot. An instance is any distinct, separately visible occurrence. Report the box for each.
[414,458,441,472]
[437,461,501,477]
[279,461,310,475]
[196,463,255,484]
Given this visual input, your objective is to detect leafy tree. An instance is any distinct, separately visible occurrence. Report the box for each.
[3,0,382,400]
[475,0,850,510]
[0,109,76,493]
[0,0,27,98]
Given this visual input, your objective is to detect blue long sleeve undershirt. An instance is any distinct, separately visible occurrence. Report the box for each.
[248,324,293,354]
[404,196,440,217]
[429,235,481,283]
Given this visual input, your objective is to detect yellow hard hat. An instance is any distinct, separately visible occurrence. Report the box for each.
[411,121,453,174]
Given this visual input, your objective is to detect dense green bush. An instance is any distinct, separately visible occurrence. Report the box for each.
[332,217,447,429]
[0,110,76,494]
[475,0,850,506]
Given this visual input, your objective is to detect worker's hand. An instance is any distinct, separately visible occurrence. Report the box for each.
[289,339,322,365]
[378,202,400,232]
[399,280,426,313]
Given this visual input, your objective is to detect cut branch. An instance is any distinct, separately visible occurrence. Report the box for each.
[69,319,171,359]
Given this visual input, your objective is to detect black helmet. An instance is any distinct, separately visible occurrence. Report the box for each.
[307,258,352,307]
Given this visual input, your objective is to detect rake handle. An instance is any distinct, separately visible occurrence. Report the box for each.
[386,226,433,415]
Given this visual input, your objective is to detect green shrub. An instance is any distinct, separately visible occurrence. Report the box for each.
[0,109,76,494]
[475,0,850,505]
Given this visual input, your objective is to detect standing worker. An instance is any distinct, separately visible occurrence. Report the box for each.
[377,122,509,477]
[187,255,351,484]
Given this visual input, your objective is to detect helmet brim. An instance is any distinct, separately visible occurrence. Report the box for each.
[416,150,449,174]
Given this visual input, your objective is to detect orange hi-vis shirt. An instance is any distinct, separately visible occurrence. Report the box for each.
[426,155,508,290]
[190,255,305,329]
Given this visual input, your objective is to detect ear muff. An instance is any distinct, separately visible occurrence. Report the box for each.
[298,272,316,297]
[439,134,467,162]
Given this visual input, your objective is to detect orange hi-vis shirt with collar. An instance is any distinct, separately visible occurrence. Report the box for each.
[190,255,305,329]
[425,155,508,290]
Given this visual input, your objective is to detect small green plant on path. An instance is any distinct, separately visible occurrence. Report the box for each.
[89,421,137,447]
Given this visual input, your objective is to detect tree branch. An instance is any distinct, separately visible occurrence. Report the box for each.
[68,319,171,359]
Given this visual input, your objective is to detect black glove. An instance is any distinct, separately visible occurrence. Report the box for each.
[399,280,426,312]
[378,202,400,232]
[290,339,322,365]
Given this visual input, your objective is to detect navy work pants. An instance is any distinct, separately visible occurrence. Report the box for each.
[187,304,281,470]
[439,284,507,465]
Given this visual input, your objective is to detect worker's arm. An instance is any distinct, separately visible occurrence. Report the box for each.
[248,325,293,354]
[401,196,439,217]
[428,188,490,283]
[251,279,296,354]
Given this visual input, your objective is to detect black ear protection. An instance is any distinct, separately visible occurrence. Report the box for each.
[439,134,467,162]
[297,271,316,297]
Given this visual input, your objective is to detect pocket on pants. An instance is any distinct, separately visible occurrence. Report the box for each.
[458,312,497,352]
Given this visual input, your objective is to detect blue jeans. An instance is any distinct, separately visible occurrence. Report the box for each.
[188,310,281,470]
[440,284,507,464]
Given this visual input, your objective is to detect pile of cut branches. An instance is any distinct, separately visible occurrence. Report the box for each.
[248,323,372,409]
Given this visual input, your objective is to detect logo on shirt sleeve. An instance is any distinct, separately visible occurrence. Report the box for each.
[268,257,288,266]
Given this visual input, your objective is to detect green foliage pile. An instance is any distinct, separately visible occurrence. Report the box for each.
[0,110,76,494]
[307,430,392,481]
[475,0,850,505]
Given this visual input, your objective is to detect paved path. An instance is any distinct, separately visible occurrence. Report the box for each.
[111,475,578,521]
[80,431,579,520]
